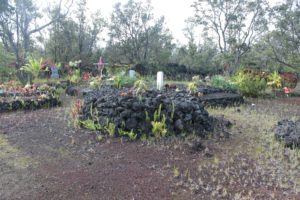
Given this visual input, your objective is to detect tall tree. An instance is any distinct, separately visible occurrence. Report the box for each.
[192,0,268,72]
[45,1,105,65]
[107,0,173,64]
[0,0,73,67]
[267,0,300,69]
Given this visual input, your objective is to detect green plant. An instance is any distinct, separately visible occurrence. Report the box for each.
[211,75,236,91]
[69,69,81,84]
[267,71,282,89]
[187,82,198,94]
[134,79,148,95]
[192,75,201,83]
[89,76,102,89]
[118,129,137,141]
[80,119,101,131]
[151,115,167,138]
[0,66,16,82]
[171,101,175,119]
[145,111,150,122]
[153,104,162,122]
[232,70,267,97]
[111,72,136,89]
[20,58,43,80]
[173,166,180,178]
[105,122,116,137]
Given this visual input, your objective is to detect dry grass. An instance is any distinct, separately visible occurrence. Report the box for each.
[171,100,300,199]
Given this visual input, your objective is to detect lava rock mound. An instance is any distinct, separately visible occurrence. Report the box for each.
[79,85,214,138]
[274,119,300,147]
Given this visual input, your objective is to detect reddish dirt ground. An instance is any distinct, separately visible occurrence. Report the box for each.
[0,96,299,199]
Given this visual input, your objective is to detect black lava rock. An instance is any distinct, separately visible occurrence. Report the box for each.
[274,119,300,147]
[80,85,214,138]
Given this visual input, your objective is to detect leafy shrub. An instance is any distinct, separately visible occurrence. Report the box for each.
[20,58,43,80]
[0,66,16,82]
[134,79,148,95]
[89,76,102,89]
[111,72,136,89]
[187,82,198,94]
[151,115,167,138]
[232,70,267,97]
[210,75,236,91]
[69,69,81,84]
[267,71,282,89]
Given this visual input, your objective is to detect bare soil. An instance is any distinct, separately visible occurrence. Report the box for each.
[0,96,300,199]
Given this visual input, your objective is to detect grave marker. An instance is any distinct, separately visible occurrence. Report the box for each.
[50,66,59,79]
[157,71,164,90]
[129,70,136,78]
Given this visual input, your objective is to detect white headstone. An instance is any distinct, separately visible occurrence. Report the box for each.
[157,71,164,90]
[129,70,136,78]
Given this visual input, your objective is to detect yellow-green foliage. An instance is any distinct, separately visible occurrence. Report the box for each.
[118,129,137,141]
[89,76,102,89]
[232,70,266,97]
[105,122,116,137]
[187,82,198,94]
[80,119,101,131]
[134,79,148,94]
[111,72,136,89]
[267,71,282,89]
[151,115,167,138]
[69,69,81,84]
[21,57,43,79]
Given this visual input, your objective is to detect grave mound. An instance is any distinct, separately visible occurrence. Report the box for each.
[79,85,240,138]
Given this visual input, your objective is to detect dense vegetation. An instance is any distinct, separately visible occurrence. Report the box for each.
[0,0,299,79]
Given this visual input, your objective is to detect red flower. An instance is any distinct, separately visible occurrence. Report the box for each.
[283,87,292,94]
[83,72,91,81]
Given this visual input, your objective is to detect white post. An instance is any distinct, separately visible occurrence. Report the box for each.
[157,71,164,90]
[129,70,136,78]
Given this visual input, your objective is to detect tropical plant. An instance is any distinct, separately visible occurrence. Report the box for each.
[134,79,148,95]
[111,72,136,89]
[267,71,282,89]
[187,82,198,94]
[69,69,81,84]
[89,76,102,89]
[80,119,101,131]
[211,75,236,91]
[105,122,116,137]
[118,129,137,141]
[232,70,267,97]
[151,115,167,138]
[20,58,43,79]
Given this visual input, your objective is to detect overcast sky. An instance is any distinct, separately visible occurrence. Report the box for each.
[39,0,284,46]
[86,0,196,45]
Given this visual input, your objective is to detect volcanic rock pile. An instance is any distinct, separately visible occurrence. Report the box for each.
[274,119,300,147]
[79,85,214,138]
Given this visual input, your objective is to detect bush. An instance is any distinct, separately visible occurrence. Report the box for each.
[111,72,137,89]
[0,66,17,82]
[232,70,267,97]
[20,58,43,80]
[210,75,237,91]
